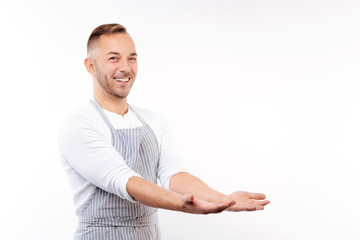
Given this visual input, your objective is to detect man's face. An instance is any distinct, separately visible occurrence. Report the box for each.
[90,33,138,99]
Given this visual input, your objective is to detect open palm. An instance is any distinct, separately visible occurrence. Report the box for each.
[226,191,270,211]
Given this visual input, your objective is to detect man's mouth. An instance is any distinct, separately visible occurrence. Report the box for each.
[115,78,130,82]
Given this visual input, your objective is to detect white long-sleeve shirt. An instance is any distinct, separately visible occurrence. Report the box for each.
[58,101,187,215]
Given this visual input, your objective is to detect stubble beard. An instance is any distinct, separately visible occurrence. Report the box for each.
[95,64,131,99]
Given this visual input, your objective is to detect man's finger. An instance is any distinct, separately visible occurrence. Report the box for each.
[220,196,236,208]
[259,200,270,206]
[255,205,264,210]
[250,193,266,200]
[245,206,257,211]
[212,202,232,213]
[183,194,194,203]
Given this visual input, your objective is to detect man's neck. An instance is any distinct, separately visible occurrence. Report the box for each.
[93,93,129,116]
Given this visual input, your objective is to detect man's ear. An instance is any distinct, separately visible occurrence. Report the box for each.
[84,57,96,78]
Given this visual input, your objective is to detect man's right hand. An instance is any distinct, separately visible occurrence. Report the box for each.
[181,193,235,214]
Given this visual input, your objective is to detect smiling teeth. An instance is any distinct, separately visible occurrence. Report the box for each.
[115,78,129,82]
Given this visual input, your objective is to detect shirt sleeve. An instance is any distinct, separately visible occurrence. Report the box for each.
[157,118,188,189]
[58,115,141,203]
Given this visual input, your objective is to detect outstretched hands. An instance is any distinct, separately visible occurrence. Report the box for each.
[169,172,269,214]
[226,191,270,211]
[180,191,270,214]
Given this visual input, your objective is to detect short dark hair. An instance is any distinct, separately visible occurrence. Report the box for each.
[87,23,127,53]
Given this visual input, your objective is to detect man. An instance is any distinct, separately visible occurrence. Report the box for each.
[58,23,270,240]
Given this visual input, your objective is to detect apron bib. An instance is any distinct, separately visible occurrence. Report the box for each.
[74,98,161,240]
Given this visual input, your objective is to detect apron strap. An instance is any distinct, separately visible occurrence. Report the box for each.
[128,104,148,127]
[90,98,116,130]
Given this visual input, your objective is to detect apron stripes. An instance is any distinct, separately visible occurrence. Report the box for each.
[74,99,161,240]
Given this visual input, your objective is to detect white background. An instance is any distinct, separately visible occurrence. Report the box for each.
[0,0,359,239]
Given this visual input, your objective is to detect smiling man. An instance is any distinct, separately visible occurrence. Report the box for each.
[86,32,138,105]
[58,23,270,240]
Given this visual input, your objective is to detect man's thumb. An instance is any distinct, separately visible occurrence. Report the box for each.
[183,193,194,203]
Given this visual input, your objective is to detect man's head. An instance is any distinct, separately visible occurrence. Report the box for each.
[85,23,138,100]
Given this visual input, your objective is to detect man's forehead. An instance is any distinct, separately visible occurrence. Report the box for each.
[99,33,135,48]
[89,33,136,57]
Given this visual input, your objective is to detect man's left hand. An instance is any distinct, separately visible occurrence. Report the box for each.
[226,191,270,211]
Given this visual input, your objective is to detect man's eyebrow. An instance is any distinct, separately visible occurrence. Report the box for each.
[106,51,120,55]
[106,51,137,56]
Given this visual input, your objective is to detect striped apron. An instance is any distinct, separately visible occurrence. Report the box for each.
[74,98,161,240]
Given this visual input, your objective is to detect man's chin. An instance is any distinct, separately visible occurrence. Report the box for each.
[113,92,130,99]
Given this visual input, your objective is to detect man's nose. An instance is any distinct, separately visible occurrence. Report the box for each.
[117,58,130,72]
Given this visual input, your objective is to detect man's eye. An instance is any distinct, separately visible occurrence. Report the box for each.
[109,57,119,61]
[129,57,137,61]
